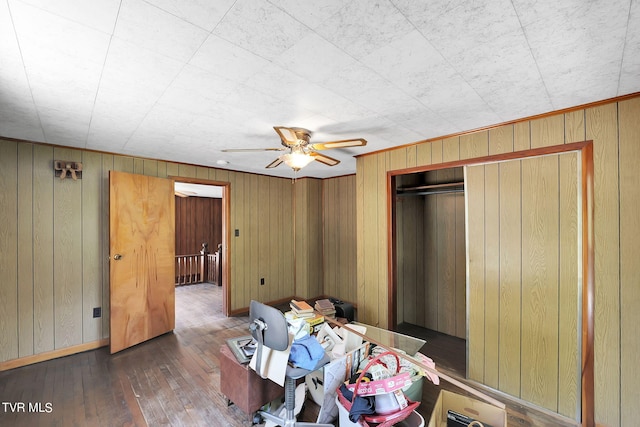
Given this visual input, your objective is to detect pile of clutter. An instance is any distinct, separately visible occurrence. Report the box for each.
[287,300,325,335]
[336,346,439,426]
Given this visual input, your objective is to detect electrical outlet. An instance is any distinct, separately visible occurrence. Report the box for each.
[93,307,101,318]
[235,229,240,237]
[260,278,265,285]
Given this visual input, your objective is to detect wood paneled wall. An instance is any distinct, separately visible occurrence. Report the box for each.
[467,153,580,419]
[227,170,295,310]
[356,96,640,427]
[0,142,297,367]
[294,178,323,299]
[395,170,465,339]
[174,196,222,256]
[322,175,357,304]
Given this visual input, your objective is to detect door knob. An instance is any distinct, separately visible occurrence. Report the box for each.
[113,254,123,260]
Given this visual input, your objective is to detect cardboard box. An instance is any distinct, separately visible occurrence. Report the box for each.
[428,390,507,427]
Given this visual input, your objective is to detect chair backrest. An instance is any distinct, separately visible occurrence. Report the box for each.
[249,300,289,351]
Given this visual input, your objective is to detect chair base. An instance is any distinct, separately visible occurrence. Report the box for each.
[256,409,334,427]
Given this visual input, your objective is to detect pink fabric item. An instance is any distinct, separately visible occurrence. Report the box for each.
[415,352,440,385]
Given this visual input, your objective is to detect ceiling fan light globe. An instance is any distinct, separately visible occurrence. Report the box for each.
[282,152,314,170]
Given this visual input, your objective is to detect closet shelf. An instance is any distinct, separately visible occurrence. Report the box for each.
[397,181,464,197]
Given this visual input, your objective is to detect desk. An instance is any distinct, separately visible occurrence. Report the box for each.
[220,343,284,414]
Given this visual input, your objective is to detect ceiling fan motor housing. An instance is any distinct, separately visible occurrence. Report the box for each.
[284,127,312,147]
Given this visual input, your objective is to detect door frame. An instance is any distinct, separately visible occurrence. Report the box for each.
[170,176,231,316]
[387,140,594,427]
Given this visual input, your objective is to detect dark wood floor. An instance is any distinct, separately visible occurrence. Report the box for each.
[0,284,578,426]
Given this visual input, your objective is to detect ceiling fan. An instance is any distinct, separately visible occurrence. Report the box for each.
[222,126,367,171]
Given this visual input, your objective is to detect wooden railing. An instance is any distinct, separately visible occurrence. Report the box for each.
[175,249,221,286]
[175,254,204,285]
[207,252,220,286]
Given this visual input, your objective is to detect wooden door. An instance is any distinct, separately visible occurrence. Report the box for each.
[109,171,175,354]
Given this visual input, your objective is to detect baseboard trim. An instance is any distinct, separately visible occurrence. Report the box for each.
[0,339,110,371]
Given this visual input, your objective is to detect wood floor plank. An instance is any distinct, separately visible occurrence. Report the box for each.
[0,283,580,426]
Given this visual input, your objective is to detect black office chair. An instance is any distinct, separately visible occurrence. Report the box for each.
[249,300,333,427]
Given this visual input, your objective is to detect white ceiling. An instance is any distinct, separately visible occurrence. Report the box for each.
[1,0,638,179]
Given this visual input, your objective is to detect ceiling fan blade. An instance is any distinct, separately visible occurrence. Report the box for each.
[273,126,300,145]
[309,138,367,151]
[266,156,284,169]
[309,152,340,166]
[175,191,190,198]
[221,147,286,152]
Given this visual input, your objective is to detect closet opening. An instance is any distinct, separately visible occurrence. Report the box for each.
[391,166,466,377]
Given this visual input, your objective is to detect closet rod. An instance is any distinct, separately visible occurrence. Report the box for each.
[397,188,465,197]
[398,181,464,192]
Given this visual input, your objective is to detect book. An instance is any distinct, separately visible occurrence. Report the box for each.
[290,299,313,313]
[314,299,336,317]
[304,313,325,327]
[314,298,334,311]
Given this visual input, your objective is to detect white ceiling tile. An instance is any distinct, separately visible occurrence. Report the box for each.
[86,109,145,152]
[1,0,639,178]
[159,65,240,109]
[11,1,111,64]
[114,0,209,62]
[223,83,317,126]
[315,0,414,60]
[266,0,347,30]
[406,0,522,58]
[212,0,309,60]
[144,0,236,31]
[390,0,459,24]
[37,106,91,147]
[189,35,271,82]
[98,38,184,100]
[12,0,120,34]
[0,2,44,141]
[273,33,357,84]
[243,63,381,132]
[618,0,640,95]
[360,30,445,93]
[521,0,629,107]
